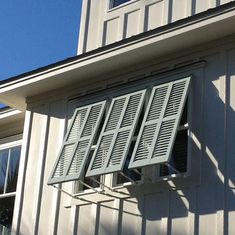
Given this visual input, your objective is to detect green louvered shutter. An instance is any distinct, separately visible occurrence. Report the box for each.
[129,77,191,169]
[48,100,106,185]
[86,90,146,177]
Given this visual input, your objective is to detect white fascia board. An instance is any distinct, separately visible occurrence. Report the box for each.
[1,5,235,110]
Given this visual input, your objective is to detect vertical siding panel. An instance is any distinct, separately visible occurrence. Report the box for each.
[37,100,67,235]
[11,110,33,235]
[194,0,210,14]
[186,0,193,17]
[171,0,187,22]
[214,51,227,235]
[18,106,47,234]
[77,204,93,235]
[226,48,235,235]
[143,191,169,235]
[117,14,125,41]
[123,10,141,39]
[98,200,115,235]
[138,5,146,33]
[77,0,90,54]
[169,190,189,235]
[197,53,225,235]
[145,1,164,31]
[97,1,107,48]
[163,0,171,24]
[85,1,103,52]
[103,18,120,46]
[57,183,74,235]
[121,198,141,235]
[32,105,50,235]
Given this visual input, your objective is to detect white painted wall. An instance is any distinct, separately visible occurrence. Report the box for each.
[12,37,235,235]
[77,0,234,54]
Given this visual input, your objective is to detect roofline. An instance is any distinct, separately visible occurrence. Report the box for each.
[1,1,235,110]
[1,1,235,86]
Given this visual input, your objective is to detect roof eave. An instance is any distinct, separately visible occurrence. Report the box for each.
[1,3,235,110]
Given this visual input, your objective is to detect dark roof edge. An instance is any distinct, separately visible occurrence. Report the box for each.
[0,106,17,114]
[0,1,235,86]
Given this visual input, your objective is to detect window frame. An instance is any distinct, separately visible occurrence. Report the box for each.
[0,139,22,198]
[108,0,138,10]
[0,138,22,235]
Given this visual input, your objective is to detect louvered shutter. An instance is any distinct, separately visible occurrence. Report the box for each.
[48,101,106,185]
[129,77,191,169]
[86,90,146,177]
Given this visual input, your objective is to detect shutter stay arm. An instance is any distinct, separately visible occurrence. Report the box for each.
[51,185,100,204]
[119,172,138,184]
[78,180,101,193]
[133,169,153,182]
[90,177,115,192]
[165,163,180,174]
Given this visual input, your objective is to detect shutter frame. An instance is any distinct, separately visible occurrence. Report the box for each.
[128,77,191,169]
[86,89,146,177]
[48,100,106,185]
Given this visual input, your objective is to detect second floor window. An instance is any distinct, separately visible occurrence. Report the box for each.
[0,144,21,235]
[109,0,132,9]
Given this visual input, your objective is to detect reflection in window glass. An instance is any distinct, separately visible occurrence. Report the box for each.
[0,146,21,194]
[0,197,15,235]
[0,145,21,235]
[110,0,131,9]
[0,150,8,194]
[6,147,21,193]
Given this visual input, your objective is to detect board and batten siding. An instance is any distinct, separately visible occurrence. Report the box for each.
[77,0,234,54]
[12,42,235,235]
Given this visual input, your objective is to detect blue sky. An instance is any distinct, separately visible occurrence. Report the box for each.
[0,1,82,107]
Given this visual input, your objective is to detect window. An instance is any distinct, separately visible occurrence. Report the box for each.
[0,143,21,235]
[113,101,189,186]
[109,0,132,9]
[48,77,191,192]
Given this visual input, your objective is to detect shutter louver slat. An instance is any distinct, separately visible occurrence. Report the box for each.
[53,144,74,178]
[105,98,126,132]
[67,139,90,175]
[91,134,114,170]
[134,123,157,161]
[107,130,130,167]
[129,77,191,169]
[48,101,106,185]
[86,90,146,177]
[67,109,87,142]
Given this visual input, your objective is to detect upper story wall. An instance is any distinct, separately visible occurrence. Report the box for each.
[77,0,233,54]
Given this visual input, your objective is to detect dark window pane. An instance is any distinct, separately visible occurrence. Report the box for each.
[180,100,188,126]
[80,151,100,191]
[0,196,15,234]
[160,129,188,176]
[6,146,21,193]
[0,150,9,194]
[116,141,141,185]
[110,0,131,8]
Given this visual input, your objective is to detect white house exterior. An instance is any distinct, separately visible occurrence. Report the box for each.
[0,0,235,234]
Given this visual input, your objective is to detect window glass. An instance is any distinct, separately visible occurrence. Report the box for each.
[110,0,131,8]
[0,197,15,235]
[0,150,9,194]
[160,129,188,176]
[6,146,21,193]
[0,144,21,235]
